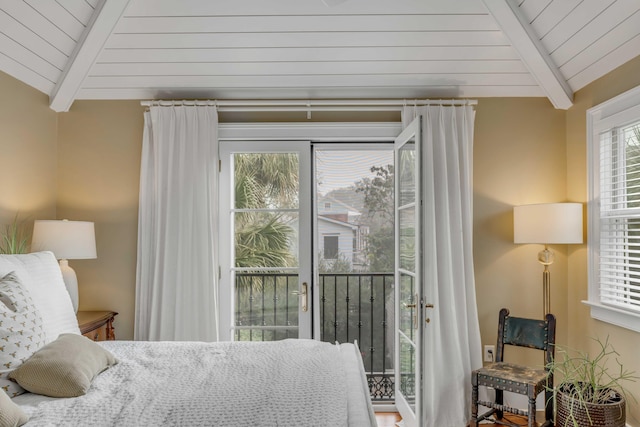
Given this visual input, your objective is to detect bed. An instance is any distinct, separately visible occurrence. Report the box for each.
[0,252,377,427]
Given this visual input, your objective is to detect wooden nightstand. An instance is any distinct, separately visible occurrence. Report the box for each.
[77,311,118,341]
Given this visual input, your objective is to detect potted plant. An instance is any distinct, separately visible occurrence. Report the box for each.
[0,214,30,254]
[548,337,637,427]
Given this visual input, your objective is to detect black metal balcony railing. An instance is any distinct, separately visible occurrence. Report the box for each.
[319,273,395,402]
[235,272,395,402]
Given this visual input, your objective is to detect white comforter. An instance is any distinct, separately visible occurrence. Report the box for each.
[15,339,376,427]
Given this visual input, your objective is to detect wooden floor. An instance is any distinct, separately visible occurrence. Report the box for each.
[375,412,401,427]
[374,413,531,427]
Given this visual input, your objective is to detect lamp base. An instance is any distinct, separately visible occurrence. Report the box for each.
[543,267,550,316]
[537,246,554,265]
[59,259,79,313]
[537,245,553,316]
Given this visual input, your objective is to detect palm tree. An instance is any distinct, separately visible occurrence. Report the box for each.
[233,153,299,268]
[232,153,301,341]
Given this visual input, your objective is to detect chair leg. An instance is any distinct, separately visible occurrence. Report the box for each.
[545,388,554,426]
[495,389,503,420]
[528,395,536,427]
[470,375,478,427]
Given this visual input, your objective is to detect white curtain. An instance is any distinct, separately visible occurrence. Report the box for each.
[402,105,482,427]
[135,105,219,342]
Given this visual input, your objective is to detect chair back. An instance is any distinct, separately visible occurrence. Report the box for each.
[495,308,556,368]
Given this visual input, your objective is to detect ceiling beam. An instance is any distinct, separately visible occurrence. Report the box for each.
[49,0,131,112]
[481,0,573,109]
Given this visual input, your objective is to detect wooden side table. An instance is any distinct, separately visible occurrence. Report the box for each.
[77,311,118,341]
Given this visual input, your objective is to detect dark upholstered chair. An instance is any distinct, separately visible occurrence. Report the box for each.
[471,308,556,427]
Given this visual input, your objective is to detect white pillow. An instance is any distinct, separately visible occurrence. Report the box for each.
[0,272,47,397]
[0,252,80,343]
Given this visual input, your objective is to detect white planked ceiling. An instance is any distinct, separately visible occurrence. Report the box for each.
[0,0,639,112]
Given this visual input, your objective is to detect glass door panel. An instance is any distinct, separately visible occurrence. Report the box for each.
[233,211,299,268]
[399,334,416,407]
[219,141,311,341]
[399,208,416,272]
[314,146,395,402]
[399,273,415,340]
[394,118,422,426]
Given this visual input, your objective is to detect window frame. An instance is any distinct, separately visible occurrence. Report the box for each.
[586,84,640,333]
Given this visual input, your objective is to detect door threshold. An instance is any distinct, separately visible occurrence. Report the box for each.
[372,403,397,413]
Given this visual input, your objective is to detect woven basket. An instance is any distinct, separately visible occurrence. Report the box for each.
[556,385,626,427]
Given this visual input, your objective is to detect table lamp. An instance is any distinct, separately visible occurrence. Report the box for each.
[31,219,97,312]
[514,203,583,316]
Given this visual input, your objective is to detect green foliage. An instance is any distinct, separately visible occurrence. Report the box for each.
[548,337,638,426]
[632,125,640,145]
[232,153,299,313]
[234,153,299,210]
[365,228,394,272]
[355,164,395,272]
[318,252,353,273]
[233,153,299,269]
[235,214,295,268]
[625,125,640,204]
[355,164,394,222]
[0,214,30,254]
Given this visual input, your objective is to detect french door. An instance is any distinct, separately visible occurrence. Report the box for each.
[220,137,402,404]
[219,141,312,341]
[394,117,423,425]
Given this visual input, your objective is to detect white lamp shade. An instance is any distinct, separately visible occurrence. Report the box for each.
[514,203,583,244]
[31,220,97,259]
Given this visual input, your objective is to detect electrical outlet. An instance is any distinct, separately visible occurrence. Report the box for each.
[483,345,495,362]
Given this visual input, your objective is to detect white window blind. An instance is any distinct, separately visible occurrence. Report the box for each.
[598,123,640,312]
[587,84,640,332]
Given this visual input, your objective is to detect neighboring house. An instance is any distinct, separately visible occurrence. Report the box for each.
[318,196,369,270]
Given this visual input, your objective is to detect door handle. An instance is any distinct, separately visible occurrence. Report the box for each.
[425,303,435,324]
[294,282,308,312]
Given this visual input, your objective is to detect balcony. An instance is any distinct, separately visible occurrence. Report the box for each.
[235,272,395,402]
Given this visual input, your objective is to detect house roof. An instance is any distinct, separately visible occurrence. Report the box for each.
[318,215,358,231]
[1,0,639,112]
[318,195,361,216]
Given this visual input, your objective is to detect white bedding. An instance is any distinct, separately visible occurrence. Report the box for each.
[14,339,377,427]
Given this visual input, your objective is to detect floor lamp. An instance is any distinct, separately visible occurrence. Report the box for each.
[31,220,97,313]
[514,203,583,316]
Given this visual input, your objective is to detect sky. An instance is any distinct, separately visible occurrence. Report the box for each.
[315,149,393,196]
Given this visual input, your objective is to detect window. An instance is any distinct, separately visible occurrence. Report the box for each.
[587,84,640,332]
[324,235,339,259]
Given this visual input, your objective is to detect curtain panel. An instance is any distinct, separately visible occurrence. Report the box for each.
[135,105,219,342]
[402,105,482,426]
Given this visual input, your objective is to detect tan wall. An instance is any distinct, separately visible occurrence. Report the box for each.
[566,54,640,426]
[3,58,640,422]
[54,97,572,359]
[0,71,57,240]
[57,101,145,340]
[473,98,568,368]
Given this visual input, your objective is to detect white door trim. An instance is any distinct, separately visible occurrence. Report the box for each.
[218,122,402,141]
